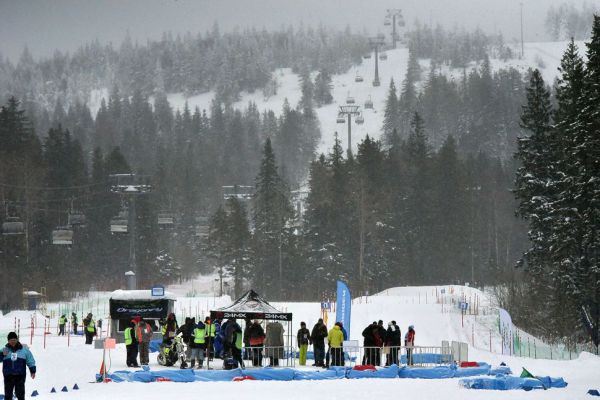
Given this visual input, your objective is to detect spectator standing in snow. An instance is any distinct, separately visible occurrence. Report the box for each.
[228,319,244,369]
[328,322,345,366]
[71,312,78,335]
[58,314,66,336]
[204,317,217,360]
[136,318,153,366]
[362,321,378,365]
[1,332,36,400]
[177,317,195,362]
[160,313,178,344]
[386,321,401,365]
[248,320,265,366]
[189,319,206,369]
[405,325,415,366]
[310,318,328,367]
[375,320,386,365]
[265,321,284,366]
[82,313,96,344]
[297,322,310,366]
[124,320,139,367]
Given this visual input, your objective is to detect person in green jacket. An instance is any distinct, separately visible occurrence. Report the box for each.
[328,322,345,367]
[58,315,66,336]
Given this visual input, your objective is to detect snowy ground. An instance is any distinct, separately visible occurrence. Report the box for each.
[1,282,598,399]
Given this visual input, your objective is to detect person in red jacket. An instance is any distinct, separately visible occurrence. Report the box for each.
[405,325,415,366]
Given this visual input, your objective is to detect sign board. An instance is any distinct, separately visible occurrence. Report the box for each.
[151,285,165,297]
[104,338,116,350]
[109,299,170,319]
[321,302,330,310]
[441,288,446,294]
[343,340,359,352]
[460,302,468,311]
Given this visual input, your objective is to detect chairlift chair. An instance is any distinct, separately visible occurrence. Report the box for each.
[355,114,365,125]
[384,18,391,26]
[363,53,372,60]
[67,210,86,227]
[110,211,129,234]
[2,217,25,235]
[157,212,175,227]
[355,74,364,83]
[346,94,355,104]
[397,17,406,27]
[52,226,73,245]
[364,96,374,109]
[379,53,388,61]
[336,116,346,124]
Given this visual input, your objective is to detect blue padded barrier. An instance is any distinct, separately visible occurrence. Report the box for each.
[293,369,342,380]
[243,368,296,381]
[460,375,568,390]
[347,364,399,379]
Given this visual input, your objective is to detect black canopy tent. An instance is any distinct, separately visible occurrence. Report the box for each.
[209,289,294,368]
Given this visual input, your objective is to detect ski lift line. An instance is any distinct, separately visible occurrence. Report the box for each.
[0,181,107,191]
[9,203,116,213]
[1,191,111,205]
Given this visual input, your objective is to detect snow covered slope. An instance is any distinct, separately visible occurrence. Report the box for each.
[1,282,598,399]
[155,40,582,157]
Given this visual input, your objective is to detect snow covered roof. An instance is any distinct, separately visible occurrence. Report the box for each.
[211,289,292,321]
[23,291,42,296]
[110,289,176,301]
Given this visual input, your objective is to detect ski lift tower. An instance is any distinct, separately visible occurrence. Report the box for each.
[337,105,362,157]
[368,34,386,87]
[385,9,405,49]
[110,174,152,289]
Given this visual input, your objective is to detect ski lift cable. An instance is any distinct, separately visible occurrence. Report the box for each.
[0,181,108,191]
[1,189,116,205]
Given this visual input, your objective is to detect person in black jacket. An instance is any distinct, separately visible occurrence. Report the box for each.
[385,321,401,365]
[310,318,328,367]
[297,322,310,366]
[362,321,377,365]
[375,320,387,366]
[177,317,195,363]
[247,320,265,366]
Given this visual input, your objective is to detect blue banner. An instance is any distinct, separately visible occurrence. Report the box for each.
[336,281,351,339]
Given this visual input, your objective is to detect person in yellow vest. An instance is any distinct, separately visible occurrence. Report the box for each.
[204,317,216,360]
[189,319,206,369]
[328,322,345,367]
[58,315,66,336]
[82,313,96,345]
[124,320,139,367]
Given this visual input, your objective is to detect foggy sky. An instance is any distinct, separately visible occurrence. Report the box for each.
[0,0,585,62]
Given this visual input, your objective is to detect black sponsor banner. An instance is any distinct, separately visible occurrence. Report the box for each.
[210,311,292,321]
[110,299,170,319]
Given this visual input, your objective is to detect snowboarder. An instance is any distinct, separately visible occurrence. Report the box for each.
[1,332,36,400]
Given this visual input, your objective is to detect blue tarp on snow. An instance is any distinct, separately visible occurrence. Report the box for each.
[488,366,512,376]
[242,367,296,381]
[194,369,243,382]
[398,363,491,379]
[347,364,400,379]
[460,375,568,391]
[399,353,450,364]
[292,369,343,380]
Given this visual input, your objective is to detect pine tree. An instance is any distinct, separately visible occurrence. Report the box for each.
[382,79,400,146]
[252,138,293,298]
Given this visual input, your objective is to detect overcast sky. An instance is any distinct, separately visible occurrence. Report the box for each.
[0,0,588,62]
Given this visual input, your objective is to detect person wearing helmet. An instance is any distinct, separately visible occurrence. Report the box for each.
[405,325,415,366]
